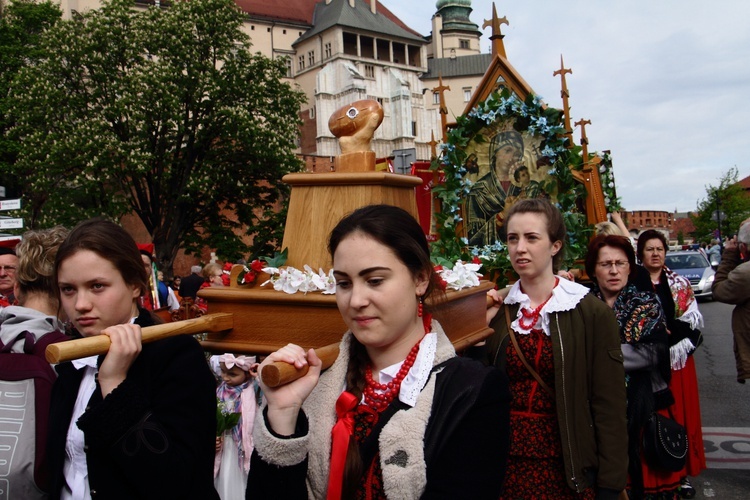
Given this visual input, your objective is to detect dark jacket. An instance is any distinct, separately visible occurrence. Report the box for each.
[485,293,628,498]
[712,246,750,379]
[247,327,511,499]
[47,309,219,499]
[179,272,206,300]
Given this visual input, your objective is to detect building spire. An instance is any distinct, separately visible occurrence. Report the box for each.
[482,2,509,58]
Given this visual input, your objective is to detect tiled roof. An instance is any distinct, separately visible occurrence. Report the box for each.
[422,53,493,79]
[294,0,425,44]
[235,0,423,39]
[738,175,750,190]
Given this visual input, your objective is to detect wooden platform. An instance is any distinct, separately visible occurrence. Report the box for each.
[199,280,494,354]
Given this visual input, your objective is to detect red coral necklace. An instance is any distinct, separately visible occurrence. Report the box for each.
[363,334,424,412]
[517,278,558,331]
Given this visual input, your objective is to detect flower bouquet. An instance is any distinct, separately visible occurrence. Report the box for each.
[216,398,241,436]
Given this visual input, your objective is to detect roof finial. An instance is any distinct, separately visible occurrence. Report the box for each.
[553,55,574,149]
[482,2,509,58]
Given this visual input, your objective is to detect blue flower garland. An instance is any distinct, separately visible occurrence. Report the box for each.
[429,88,591,286]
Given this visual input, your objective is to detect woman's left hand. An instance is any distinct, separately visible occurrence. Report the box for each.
[486,288,505,324]
[98,323,143,397]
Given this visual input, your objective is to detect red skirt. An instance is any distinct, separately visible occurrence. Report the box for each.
[640,356,706,496]
[669,356,706,477]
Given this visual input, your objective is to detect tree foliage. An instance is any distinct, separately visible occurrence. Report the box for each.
[7,0,306,272]
[0,0,61,196]
[691,167,750,242]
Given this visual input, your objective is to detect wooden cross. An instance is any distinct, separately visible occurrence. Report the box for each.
[571,118,606,223]
[576,118,592,154]
[427,130,439,160]
[553,55,574,148]
[433,75,451,142]
[482,3,509,58]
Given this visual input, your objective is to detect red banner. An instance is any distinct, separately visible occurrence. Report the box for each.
[410,162,444,241]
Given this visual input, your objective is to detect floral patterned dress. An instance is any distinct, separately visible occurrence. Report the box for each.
[500,328,595,500]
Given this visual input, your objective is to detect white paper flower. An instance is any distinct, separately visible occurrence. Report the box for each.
[438,261,482,291]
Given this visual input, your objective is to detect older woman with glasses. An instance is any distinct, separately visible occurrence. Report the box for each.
[586,234,671,499]
[634,230,705,499]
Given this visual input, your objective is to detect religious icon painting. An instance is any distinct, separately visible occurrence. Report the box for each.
[463,118,556,246]
[430,88,589,285]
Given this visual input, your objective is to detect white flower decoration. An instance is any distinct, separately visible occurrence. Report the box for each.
[438,261,483,291]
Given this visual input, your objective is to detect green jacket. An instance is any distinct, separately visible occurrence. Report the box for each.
[485,293,628,498]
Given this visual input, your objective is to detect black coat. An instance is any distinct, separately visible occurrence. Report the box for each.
[247,356,511,499]
[179,272,206,300]
[47,309,219,500]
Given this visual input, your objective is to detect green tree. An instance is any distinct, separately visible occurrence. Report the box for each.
[691,167,750,242]
[0,0,61,196]
[7,0,305,272]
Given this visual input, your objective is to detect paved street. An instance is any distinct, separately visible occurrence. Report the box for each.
[691,299,750,498]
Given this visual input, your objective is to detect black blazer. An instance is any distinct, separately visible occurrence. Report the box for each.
[47,309,219,499]
[179,273,206,300]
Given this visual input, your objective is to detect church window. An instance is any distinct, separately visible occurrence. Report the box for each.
[460,39,470,49]
[324,42,332,59]
[364,64,374,78]
[298,55,305,71]
[433,92,440,105]
[463,87,472,102]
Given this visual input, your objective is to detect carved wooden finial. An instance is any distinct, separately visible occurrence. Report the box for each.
[576,118,591,149]
[482,3,509,58]
[433,75,451,142]
[553,55,574,148]
[328,99,384,172]
[427,131,439,160]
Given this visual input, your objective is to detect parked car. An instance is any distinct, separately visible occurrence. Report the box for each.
[665,250,715,300]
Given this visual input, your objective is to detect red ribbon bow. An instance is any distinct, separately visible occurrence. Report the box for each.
[327,391,359,500]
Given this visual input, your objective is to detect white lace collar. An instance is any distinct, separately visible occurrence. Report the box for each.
[505,278,589,336]
[369,332,437,407]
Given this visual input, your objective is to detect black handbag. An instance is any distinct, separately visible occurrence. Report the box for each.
[642,411,688,472]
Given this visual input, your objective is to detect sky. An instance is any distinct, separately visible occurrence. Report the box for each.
[383,0,750,213]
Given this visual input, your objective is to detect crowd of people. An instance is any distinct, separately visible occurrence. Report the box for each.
[1,199,739,499]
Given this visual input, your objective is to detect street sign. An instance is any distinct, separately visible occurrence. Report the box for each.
[0,199,21,210]
[0,218,23,229]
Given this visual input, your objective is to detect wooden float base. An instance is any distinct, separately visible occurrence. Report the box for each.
[198,280,495,355]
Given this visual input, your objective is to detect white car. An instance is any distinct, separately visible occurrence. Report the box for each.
[665,251,715,300]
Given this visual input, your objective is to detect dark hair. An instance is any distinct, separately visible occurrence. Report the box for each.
[328,204,439,496]
[636,229,668,262]
[329,204,438,302]
[505,198,566,272]
[585,234,636,283]
[54,218,149,298]
[15,226,69,300]
[0,247,16,256]
[513,165,529,183]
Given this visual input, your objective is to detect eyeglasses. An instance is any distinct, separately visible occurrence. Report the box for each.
[596,261,629,270]
[0,266,16,273]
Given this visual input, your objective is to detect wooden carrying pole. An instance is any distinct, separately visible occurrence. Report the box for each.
[45,313,234,364]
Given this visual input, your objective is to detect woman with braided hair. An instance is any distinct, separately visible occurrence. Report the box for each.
[247,204,510,499]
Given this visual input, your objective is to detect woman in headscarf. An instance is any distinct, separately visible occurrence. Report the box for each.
[466,130,525,246]
[634,230,706,499]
